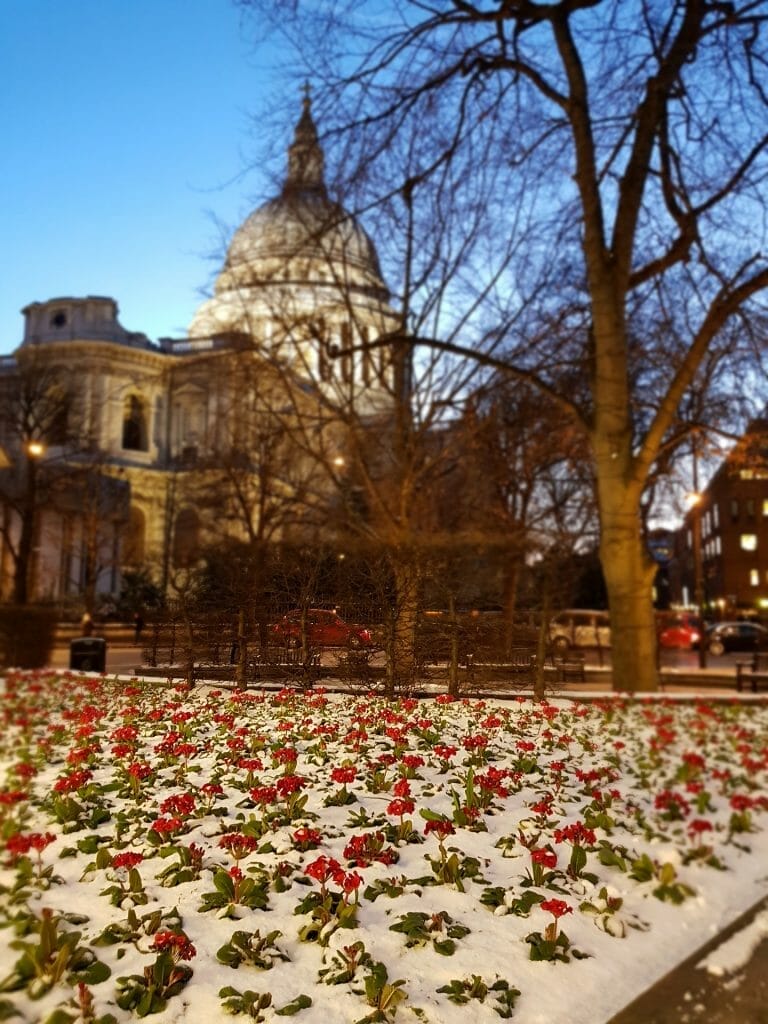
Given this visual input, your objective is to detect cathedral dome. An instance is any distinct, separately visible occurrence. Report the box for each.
[197,92,388,319]
[222,189,384,290]
[188,92,396,355]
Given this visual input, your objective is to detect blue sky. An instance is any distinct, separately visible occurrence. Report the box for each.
[0,0,294,353]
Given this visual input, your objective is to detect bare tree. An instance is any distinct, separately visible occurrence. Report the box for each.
[0,351,76,604]
[240,0,768,690]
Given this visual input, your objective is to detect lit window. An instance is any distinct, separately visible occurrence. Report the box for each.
[713,503,719,527]
[740,534,758,551]
[715,536,722,555]
[750,569,759,586]
[763,499,768,517]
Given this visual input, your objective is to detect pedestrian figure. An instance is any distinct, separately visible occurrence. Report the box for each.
[133,611,144,643]
[81,612,94,637]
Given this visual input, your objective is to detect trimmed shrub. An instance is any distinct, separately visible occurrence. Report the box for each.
[0,605,58,669]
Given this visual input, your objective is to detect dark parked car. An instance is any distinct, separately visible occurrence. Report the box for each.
[705,621,768,657]
[270,609,372,648]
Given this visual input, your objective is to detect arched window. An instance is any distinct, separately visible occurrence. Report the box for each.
[122,395,148,451]
[123,506,146,565]
[172,508,200,567]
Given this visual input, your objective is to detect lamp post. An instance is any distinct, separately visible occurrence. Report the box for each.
[687,489,707,669]
[13,439,45,605]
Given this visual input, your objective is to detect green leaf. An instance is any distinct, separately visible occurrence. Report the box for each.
[275,994,313,1015]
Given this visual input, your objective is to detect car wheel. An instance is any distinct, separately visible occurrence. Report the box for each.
[708,638,725,657]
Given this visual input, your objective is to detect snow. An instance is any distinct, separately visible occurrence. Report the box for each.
[698,909,768,977]
[1,671,767,1024]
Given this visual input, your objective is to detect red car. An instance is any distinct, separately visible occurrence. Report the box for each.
[657,613,703,650]
[270,609,372,648]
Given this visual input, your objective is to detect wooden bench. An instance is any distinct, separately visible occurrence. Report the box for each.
[553,654,587,684]
[735,651,768,693]
[464,648,538,689]
[249,645,321,689]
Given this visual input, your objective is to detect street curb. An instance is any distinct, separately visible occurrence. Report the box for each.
[607,892,768,1023]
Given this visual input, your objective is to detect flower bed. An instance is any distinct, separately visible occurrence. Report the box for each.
[1,671,767,1023]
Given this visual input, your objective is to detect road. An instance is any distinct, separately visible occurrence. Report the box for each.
[47,640,748,679]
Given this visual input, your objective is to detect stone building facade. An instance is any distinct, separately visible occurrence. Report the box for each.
[0,98,398,606]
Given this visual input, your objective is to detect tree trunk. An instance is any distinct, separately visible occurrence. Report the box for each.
[235,606,248,690]
[599,499,659,692]
[386,557,421,698]
[502,558,521,655]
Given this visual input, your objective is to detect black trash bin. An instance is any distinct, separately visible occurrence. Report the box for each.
[69,637,107,672]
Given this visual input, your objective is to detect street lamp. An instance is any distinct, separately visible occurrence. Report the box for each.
[686,489,707,669]
[13,439,45,604]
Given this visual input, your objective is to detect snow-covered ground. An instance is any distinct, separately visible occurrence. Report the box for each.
[1,670,767,1023]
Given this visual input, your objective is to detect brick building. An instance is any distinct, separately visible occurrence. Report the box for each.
[674,419,768,617]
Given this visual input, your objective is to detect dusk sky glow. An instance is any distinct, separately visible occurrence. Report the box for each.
[1,0,292,353]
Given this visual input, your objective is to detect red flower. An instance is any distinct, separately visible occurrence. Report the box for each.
[400,755,425,771]
[150,930,196,961]
[554,821,597,846]
[276,774,306,798]
[53,769,92,793]
[0,790,27,806]
[531,848,557,869]
[387,797,415,818]
[687,818,714,836]
[250,785,278,805]
[160,792,196,816]
[219,832,259,860]
[292,827,322,850]
[392,778,411,798]
[340,870,363,895]
[305,855,343,885]
[6,831,55,860]
[423,819,455,840]
[111,851,144,870]
[540,898,573,919]
[151,816,183,835]
[730,794,755,812]
[331,766,357,785]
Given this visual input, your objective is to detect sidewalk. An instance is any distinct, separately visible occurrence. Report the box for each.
[608,895,768,1023]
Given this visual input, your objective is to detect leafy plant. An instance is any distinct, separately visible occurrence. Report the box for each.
[0,909,110,1000]
[217,929,289,970]
[198,867,270,917]
[437,974,520,1016]
[389,911,470,955]
[115,952,193,1017]
[351,960,407,1023]
[318,941,372,985]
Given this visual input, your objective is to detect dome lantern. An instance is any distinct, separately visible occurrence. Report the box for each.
[284,85,326,199]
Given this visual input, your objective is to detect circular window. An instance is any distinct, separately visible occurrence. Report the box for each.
[50,311,67,328]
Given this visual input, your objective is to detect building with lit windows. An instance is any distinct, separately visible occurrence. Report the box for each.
[673,419,768,617]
